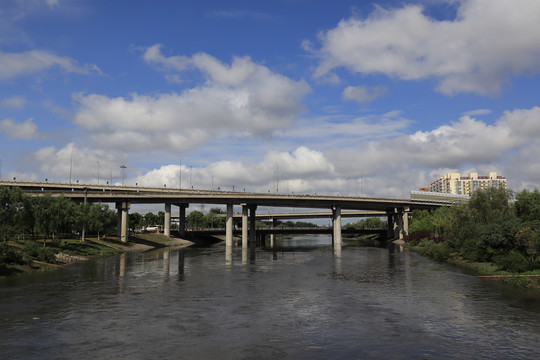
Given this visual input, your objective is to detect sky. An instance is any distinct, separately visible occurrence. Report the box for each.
[2,0,540,208]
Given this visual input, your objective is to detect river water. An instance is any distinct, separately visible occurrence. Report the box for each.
[1,235,540,359]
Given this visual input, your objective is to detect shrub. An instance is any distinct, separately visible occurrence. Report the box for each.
[461,238,487,262]
[492,250,531,273]
[430,243,453,262]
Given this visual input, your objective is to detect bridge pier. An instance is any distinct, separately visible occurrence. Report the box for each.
[164,203,171,237]
[116,201,130,243]
[269,217,276,248]
[241,204,248,248]
[249,205,257,246]
[226,203,233,247]
[177,204,188,237]
[387,207,409,240]
[332,206,342,248]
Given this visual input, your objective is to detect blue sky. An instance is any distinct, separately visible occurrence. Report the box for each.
[2,0,540,201]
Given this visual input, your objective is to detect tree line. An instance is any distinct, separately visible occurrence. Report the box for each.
[408,187,540,273]
[0,186,117,244]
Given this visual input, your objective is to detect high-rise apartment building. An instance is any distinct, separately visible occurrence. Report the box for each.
[429,172,506,196]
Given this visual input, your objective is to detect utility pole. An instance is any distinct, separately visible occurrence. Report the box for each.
[120,165,126,186]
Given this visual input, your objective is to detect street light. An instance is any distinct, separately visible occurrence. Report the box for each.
[0,157,2,180]
[97,161,100,185]
[120,165,126,186]
[69,145,75,185]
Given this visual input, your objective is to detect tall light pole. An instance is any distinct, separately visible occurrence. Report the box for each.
[120,165,126,186]
[69,145,75,185]
[0,157,2,181]
[190,165,192,189]
[97,161,100,185]
[179,157,182,189]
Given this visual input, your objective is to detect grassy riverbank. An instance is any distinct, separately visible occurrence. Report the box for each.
[408,241,540,291]
[0,233,193,277]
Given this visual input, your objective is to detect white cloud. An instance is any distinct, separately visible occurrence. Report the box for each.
[73,50,311,152]
[132,146,335,193]
[1,96,26,109]
[0,118,39,139]
[0,49,101,79]
[313,0,540,95]
[462,109,492,117]
[32,143,124,183]
[46,0,60,9]
[342,85,388,104]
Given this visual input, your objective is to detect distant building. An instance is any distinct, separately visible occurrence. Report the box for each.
[428,172,506,196]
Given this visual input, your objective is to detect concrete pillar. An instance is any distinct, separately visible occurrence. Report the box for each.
[178,204,188,237]
[332,206,342,248]
[164,203,171,237]
[249,205,257,245]
[226,203,233,247]
[116,203,122,237]
[387,212,394,240]
[241,204,248,248]
[395,212,403,239]
[403,207,409,238]
[269,217,276,248]
[116,201,130,242]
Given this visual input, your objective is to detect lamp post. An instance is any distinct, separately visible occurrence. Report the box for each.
[69,145,75,185]
[97,161,100,185]
[0,157,2,181]
[120,165,126,186]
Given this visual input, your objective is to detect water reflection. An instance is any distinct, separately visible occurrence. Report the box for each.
[2,236,540,359]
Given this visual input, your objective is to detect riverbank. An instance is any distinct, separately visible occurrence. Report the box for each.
[0,233,194,277]
[407,241,540,291]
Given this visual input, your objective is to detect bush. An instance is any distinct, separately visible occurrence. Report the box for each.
[1,243,26,265]
[430,243,453,262]
[461,238,487,262]
[23,242,57,264]
[492,250,531,273]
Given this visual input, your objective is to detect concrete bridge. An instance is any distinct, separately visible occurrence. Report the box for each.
[1,180,445,249]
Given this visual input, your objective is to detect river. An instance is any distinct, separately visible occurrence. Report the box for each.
[1,235,540,359]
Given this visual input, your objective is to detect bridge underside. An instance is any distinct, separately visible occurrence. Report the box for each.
[5,181,423,247]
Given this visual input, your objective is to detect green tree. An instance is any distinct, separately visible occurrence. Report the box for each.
[469,187,513,225]
[514,188,540,222]
[187,210,204,228]
[0,186,30,242]
[143,212,159,227]
[88,203,115,240]
[129,212,143,231]
[203,211,224,228]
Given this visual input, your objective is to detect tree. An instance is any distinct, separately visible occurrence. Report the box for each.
[87,203,115,240]
[203,211,224,228]
[143,212,159,227]
[514,188,540,223]
[0,186,30,242]
[187,210,204,228]
[129,212,143,231]
[469,187,513,225]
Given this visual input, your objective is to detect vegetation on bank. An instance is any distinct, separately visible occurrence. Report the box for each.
[0,237,123,276]
[0,186,188,277]
[407,187,540,289]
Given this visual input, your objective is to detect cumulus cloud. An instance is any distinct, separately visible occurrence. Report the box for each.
[327,106,540,189]
[342,85,388,104]
[132,146,335,193]
[0,49,101,79]
[0,118,39,139]
[73,49,311,152]
[313,0,540,95]
[28,106,540,196]
[32,143,124,183]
